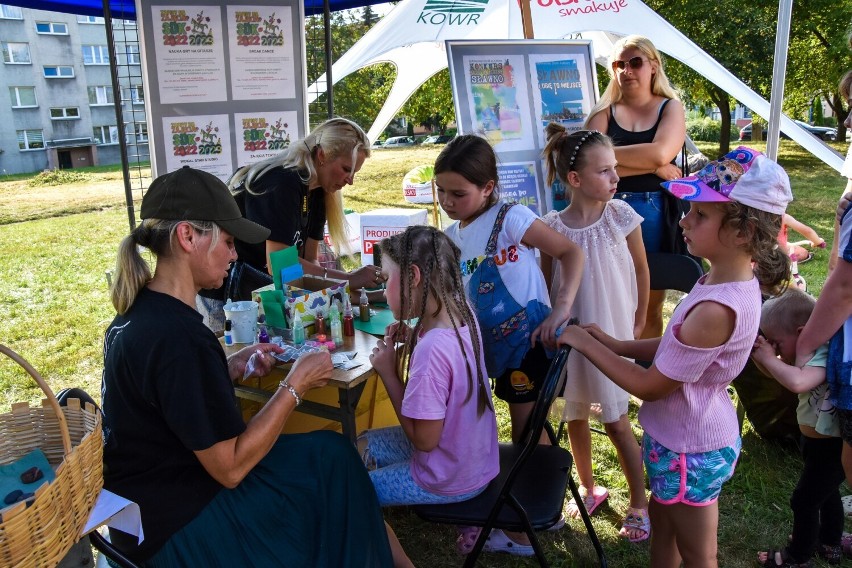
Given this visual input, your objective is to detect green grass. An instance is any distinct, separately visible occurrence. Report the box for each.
[0,141,849,566]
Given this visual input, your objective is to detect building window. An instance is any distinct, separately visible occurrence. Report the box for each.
[125,45,140,65]
[93,125,118,145]
[128,122,148,143]
[88,85,114,106]
[125,85,144,104]
[43,65,74,78]
[17,129,44,150]
[36,22,69,35]
[50,107,80,120]
[76,15,104,24]
[9,86,36,108]
[82,45,109,65]
[2,42,31,64]
[0,5,23,19]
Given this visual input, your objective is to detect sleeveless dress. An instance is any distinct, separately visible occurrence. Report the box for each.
[541,200,642,423]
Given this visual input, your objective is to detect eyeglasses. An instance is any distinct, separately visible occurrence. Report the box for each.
[611,56,648,72]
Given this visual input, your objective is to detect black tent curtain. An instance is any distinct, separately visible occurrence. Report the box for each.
[5,0,387,18]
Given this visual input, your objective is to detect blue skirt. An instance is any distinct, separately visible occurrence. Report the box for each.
[147,431,393,567]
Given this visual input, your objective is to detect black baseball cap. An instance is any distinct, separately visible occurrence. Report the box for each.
[141,166,270,244]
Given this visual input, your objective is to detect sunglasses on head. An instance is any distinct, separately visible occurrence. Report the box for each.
[612,56,648,71]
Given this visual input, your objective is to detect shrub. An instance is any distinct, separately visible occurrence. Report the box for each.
[27,169,92,187]
[686,116,740,142]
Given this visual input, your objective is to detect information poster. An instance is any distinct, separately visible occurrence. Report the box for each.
[528,54,593,148]
[151,6,227,103]
[227,6,296,100]
[234,111,298,165]
[447,40,597,215]
[462,54,533,153]
[163,114,233,178]
[497,162,540,215]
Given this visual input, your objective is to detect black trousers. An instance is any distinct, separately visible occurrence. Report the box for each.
[788,435,845,561]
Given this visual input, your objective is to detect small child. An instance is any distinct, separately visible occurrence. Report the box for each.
[360,226,501,555]
[752,288,843,566]
[779,213,825,263]
[539,126,651,542]
[557,147,792,566]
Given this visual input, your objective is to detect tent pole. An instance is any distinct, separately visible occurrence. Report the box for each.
[765,0,793,161]
[520,0,534,39]
[324,0,334,118]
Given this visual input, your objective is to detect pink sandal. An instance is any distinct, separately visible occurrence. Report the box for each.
[456,525,481,555]
[619,507,651,543]
[567,485,608,519]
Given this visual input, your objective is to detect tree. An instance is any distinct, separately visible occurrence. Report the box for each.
[400,69,455,134]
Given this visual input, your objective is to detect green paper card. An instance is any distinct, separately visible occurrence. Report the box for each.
[269,247,299,290]
[258,289,287,329]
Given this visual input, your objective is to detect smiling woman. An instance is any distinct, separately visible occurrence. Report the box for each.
[227,117,384,293]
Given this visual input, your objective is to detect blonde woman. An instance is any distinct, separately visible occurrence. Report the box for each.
[230,117,384,291]
[586,35,687,339]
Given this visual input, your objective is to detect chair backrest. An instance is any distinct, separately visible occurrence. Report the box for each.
[647,252,704,293]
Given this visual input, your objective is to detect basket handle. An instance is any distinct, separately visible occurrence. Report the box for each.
[0,344,72,456]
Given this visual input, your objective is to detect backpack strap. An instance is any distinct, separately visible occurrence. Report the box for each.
[485,202,516,256]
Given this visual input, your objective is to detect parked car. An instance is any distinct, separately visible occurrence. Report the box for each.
[739,121,837,141]
[370,139,384,149]
[421,134,454,145]
[382,136,415,148]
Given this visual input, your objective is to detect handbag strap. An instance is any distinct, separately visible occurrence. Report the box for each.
[485,202,516,256]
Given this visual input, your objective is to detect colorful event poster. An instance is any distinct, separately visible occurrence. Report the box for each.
[227,6,296,100]
[151,6,227,104]
[497,162,540,215]
[234,111,298,165]
[462,54,534,152]
[162,114,233,180]
[527,54,593,148]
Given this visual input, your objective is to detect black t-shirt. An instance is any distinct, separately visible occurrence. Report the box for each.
[101,288,246,562]
[233,166,327,271]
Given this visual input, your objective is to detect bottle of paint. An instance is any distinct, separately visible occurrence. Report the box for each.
[359,289,370,323]
[315,307,327,336]
[292,317,305,346]
[330,303,343,347]
[258,325,269,343]
[224,319,233,345]
[343,298,355,337]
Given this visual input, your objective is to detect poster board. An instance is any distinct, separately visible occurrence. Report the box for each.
[136,0,308,181]
[446,40,597,215]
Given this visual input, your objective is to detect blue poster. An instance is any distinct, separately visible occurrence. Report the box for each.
[535,59,585,130]
[498,162,539,215]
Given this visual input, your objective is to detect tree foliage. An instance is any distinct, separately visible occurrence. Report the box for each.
[400,69,456,134]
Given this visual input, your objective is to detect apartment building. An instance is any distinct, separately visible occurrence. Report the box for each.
[0,4,148,175]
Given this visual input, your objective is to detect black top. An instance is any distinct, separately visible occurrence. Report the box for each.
[233,166,327,271]
[607,99,671,193]
[101,288,246,562]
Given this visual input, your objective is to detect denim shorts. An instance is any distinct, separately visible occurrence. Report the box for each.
[642,433,741,506]
[614,191,664,253]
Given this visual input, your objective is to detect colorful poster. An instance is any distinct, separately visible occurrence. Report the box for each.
[227,6,296,100]
[163,114,233,180]
[234,111,298,165]
[152,6,227,103]
[528,54,593,148]
[462,54,534,152]
[497,162,540,215]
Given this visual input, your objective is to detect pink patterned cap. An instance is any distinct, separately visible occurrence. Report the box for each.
[661,146,792,215]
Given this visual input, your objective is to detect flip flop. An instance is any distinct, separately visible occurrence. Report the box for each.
[566,485,608,519]
[619,506,650,543]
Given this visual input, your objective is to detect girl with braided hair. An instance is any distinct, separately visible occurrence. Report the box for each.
[541,126,650,542]
[360,225,499,553]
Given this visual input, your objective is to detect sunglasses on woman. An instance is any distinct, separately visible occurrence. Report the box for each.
[611,56,648,72]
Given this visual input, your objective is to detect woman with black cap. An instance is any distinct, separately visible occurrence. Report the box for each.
[102,166,401,566]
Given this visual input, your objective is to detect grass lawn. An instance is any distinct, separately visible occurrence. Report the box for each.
[0,141,849,566]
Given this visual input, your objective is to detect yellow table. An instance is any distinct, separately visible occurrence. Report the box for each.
[222,328,396,442]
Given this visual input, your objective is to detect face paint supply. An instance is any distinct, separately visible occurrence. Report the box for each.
[359,289,370,322]
[224,320,233,345]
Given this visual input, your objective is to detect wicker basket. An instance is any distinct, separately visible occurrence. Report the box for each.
[0,344,103,568]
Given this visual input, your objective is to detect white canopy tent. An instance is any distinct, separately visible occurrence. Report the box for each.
[309,0,845,173]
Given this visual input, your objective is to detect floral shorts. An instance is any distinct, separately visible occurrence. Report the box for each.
[642,433,741,506]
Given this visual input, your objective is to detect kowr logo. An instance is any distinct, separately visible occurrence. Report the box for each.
[417,0,488,25]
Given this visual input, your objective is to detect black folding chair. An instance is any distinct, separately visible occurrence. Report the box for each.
[89,530,142,568]
[414,346,607,567]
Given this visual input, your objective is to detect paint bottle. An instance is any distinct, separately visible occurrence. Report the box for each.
[359,289,370,322]
[330,303,343,347]
[292,317,305,346]
[258,325,269,344]
[224,319,233,346]
[343,298,355,337]
[315,307,327,336]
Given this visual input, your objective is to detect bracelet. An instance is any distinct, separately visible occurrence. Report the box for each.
[279,379,302,406]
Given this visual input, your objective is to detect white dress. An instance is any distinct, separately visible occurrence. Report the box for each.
[541,199,642,423]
